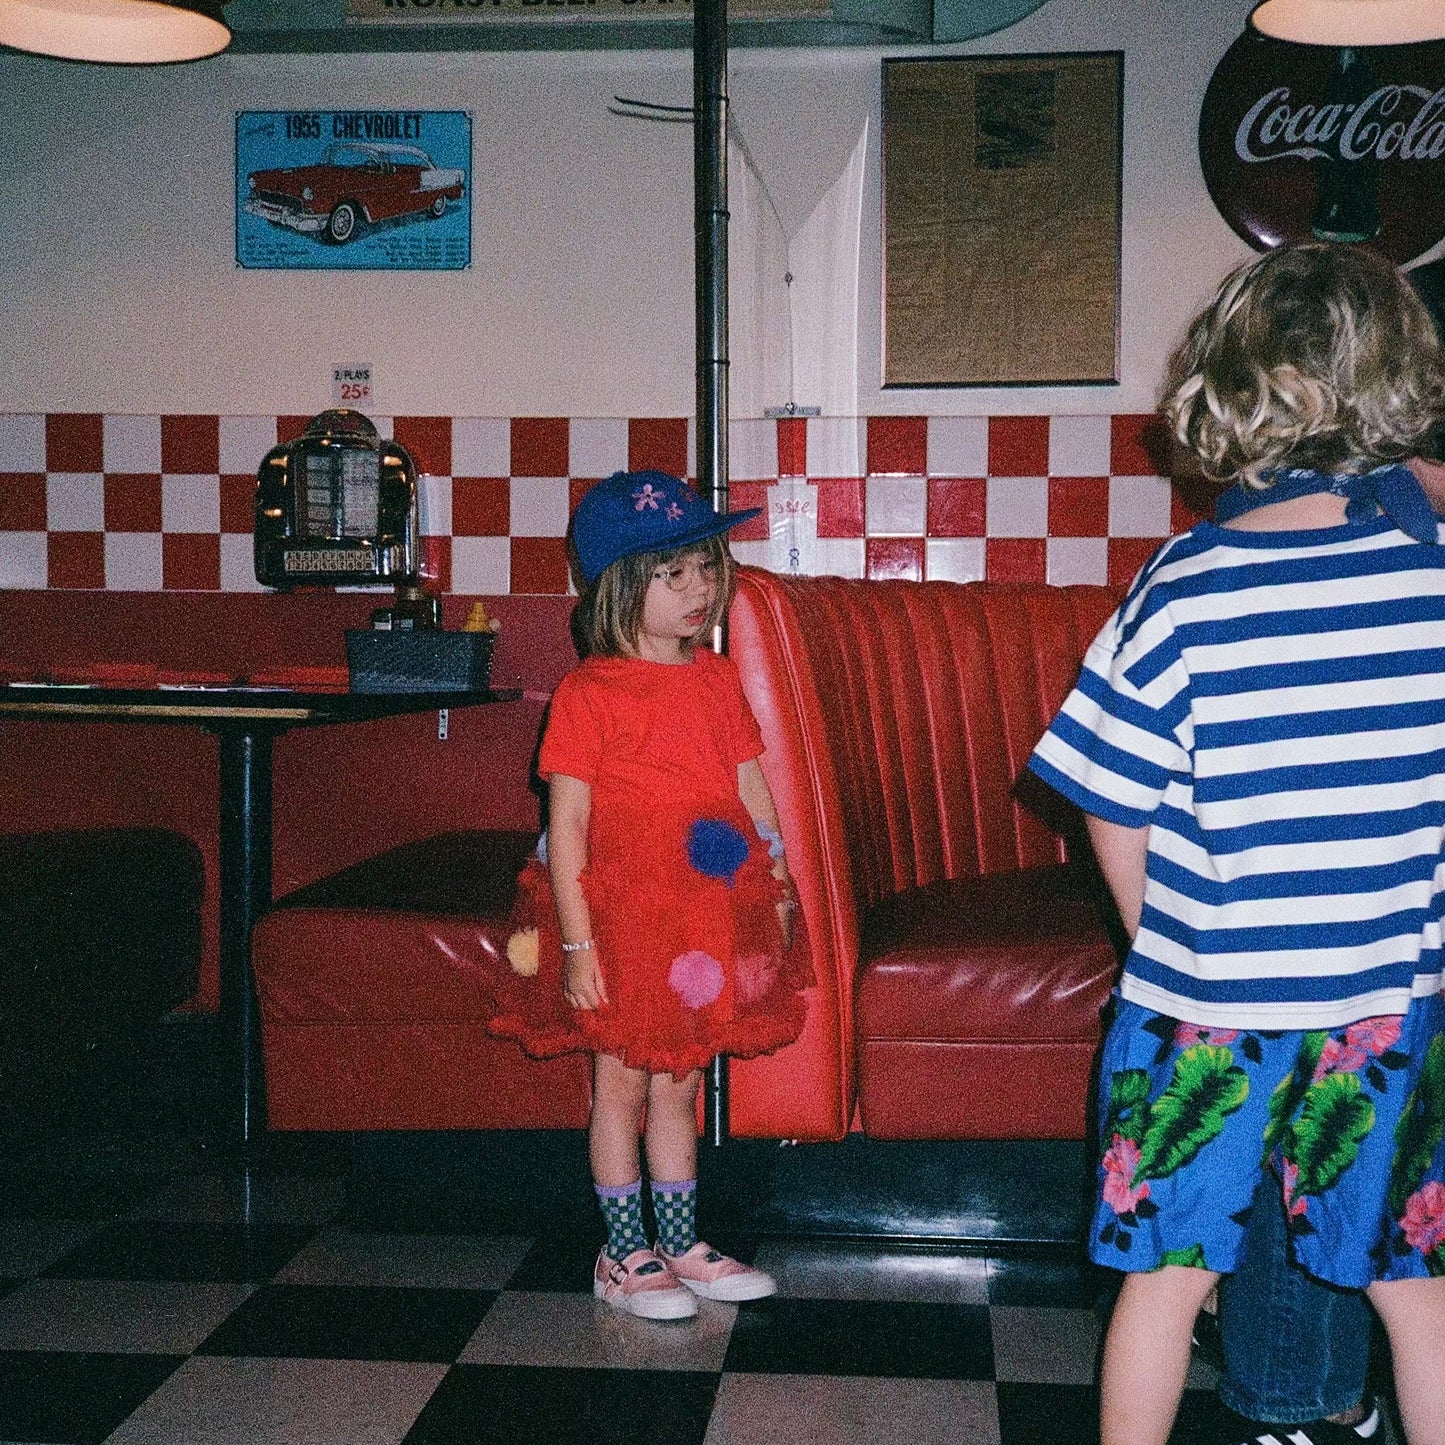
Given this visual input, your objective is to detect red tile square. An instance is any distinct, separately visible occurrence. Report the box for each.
[1108,536,1164,588]
[867,416,928,477]
[865,536,924,582]
[162,534,221,591]
[988,416,1050,477]
[278,415,312,446]
[419,536,452,594]
[47,532,105,589]
[814,478,865,539]
[0,473,46,530]
[777,418,806,478]
[1110,413,1170,477]
[569,478,597,518]
[727,482,770,543]
[629,418,688,478]
[393,416,452,477]
[452,477,510,537]
[220,475,256,533]
[927,477,986,538]
[46,413,103,473]
[986,538,1047,584]
[510,536,571,594]
[161,415,219,474]
[1048,476,1110,537]
[104,474,162,532]
[511,418,569,478]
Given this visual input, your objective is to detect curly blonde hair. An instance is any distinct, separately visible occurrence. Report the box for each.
[1164,243,1445,488]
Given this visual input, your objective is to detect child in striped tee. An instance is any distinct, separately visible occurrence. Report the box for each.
[1029,242,1445,1445]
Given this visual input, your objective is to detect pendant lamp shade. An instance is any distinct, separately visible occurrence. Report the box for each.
[0,0,230,63]
[1250,0,1445,45]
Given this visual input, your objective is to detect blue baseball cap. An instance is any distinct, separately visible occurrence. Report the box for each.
[570,470,763,586]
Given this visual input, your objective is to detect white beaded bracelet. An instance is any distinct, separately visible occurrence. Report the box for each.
[560,939,595,953]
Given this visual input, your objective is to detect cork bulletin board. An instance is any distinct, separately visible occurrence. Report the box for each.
[882,52,1123,387]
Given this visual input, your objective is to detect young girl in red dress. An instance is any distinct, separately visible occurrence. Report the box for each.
[488,470,810,1320]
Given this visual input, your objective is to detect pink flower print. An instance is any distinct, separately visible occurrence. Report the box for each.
[632,483,662,511]
[1400,1180,1445,1254]
[1101,1134,1150,1215]
[1312,1036,1368,1083]
[665,501,684,520]
[1281,1159,1309,1218]
[668,950,725,1009]
[1345,1016,1401,1057]
[1174,1023,1240,1049]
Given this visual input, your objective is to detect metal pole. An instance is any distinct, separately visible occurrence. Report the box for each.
[694,0,730,1148]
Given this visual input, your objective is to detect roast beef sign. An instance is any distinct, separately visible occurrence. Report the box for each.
[1200,28,1445,263]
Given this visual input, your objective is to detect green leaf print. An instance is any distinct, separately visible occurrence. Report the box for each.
[1430,1245,1445,1279]
[1134,1045,1250,1183]
[1290,1073,1375,1198]
[1106,1069,1153,1144]
[1262,1032,1328,1160]
[1158,1244,1208,1269]
[1387,1035,1445,1217]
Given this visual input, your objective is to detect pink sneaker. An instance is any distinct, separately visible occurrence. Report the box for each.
[593,1248,698,1320]
[659,1243,778,1301]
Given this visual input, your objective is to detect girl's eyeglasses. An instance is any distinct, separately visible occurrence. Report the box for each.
[650,556,718,592]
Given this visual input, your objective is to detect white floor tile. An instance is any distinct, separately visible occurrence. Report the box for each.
[276,1229,531,1290]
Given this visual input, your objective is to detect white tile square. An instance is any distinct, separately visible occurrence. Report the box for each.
[221,533,267,593]
[990,1305,1100,1385]
[0,412,46,470]
[509,477,570,537]
[927,416,988,478]
[161,475,221,533]
[451,418,510,477]
[0,1279,254,1354]
[106,1356,448,1445]
[729,419,778,482]
[368,415,395,441]
[219,415,278,474]
[687,417,698,479]
[105,532,163,589]
[866,476,927,536]
[1109,474,1174,537]
[986,476,1049,537]
[925,537,986,583]
[452,536,510,593]
[810,536,866,578]
[569,418,628,479]
[806,416,864,478]
[1049,415,1112,477]
[418,474,452,537]
[730,539,773,571]
[1047,536,1109,586]
[47,473,105,531]
[276,1230,530,1289]
[0,531,47,588]
[102,414,161,472]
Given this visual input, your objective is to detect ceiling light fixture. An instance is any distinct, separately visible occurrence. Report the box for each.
[1250,0,1445,45]
[0,0,230,64]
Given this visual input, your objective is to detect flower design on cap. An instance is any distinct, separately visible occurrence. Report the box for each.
[665,501,684,520]
[633,482,662,511]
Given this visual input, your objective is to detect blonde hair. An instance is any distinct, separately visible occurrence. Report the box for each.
[576,533,735,659]
[1164,243,1445,488]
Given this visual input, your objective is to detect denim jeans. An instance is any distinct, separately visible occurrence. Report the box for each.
[1216,1172,1371,1422]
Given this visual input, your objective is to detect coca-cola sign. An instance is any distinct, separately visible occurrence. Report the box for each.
[1200,29,1445,262]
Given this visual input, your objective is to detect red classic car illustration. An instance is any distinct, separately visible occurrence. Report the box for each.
[244,142,465,244]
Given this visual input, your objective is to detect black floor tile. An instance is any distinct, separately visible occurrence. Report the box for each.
[722,1296,995,1379]
[503,1233,605,1293]
[987,1251,1115,1309]
[0,1173,152,1222]
[0,1350,185,1444]
[42,1220,315,1282]
[997,1381,1100,1445]
[403,1364,718,1445]
[197,1283,499,1362]
[0,1278,18,1301]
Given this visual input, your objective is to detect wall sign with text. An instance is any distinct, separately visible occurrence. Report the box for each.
[236,110,472,271]
[1199,30,1445,263]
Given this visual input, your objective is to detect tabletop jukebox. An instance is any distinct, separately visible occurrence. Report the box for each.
[254,408,419,590]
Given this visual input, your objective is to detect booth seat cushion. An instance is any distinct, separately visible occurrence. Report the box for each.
[856,866,1118,1140]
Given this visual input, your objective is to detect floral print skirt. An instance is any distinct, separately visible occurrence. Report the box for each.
[1091,992,1445,1288]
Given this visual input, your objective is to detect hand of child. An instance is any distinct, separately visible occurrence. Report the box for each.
[563,948,609,1011]
[776,874,798,952]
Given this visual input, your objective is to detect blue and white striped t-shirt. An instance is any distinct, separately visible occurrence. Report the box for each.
[1029,515,1445,1030]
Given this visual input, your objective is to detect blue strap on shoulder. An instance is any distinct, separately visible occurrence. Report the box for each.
[1214,463,1440,545]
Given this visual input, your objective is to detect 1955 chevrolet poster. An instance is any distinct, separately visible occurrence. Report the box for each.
[236,110,472,270]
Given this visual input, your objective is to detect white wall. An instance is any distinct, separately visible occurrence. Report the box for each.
[0,0,1258,419]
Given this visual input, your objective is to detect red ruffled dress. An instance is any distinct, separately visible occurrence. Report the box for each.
[487,648,811,1079]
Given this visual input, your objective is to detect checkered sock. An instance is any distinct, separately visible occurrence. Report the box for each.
[596,1180,649,1262]
[650,1177,698,1256]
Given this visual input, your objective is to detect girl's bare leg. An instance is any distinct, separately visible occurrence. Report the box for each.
[1101,1266,1221,1445]
[643,1068,703,1184]
[1367,1276,1445,1445]
[589,1052,650,1188]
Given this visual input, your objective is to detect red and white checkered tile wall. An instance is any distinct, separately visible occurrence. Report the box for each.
[0,411,1212,593]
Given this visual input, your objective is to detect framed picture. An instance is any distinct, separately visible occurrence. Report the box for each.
[236,110,472,271]
[882,52,1122,387]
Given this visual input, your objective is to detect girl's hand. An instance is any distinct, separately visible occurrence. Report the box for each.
[776,872,798,952]
[563,948,609,1010]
